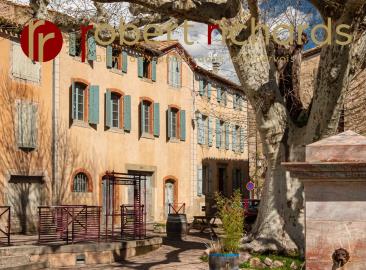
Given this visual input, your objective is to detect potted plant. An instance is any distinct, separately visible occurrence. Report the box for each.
[208,190,244,270]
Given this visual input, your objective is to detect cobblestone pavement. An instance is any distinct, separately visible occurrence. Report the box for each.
[70,233,210,270]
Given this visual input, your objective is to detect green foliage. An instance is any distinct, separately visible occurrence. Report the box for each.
[239,254,304,269]
[200,255,208,262]
[215,190,244,253]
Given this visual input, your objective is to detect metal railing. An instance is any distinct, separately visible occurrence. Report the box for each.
[120,204,145,240]
[0,206,10,246]
[38,205,101,244]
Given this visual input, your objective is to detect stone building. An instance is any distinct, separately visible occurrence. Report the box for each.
[0,1,250,232]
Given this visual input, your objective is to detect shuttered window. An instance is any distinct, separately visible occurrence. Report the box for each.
[198,78,211,97]
[170,108,178,138]
[73,172,89,193]
[216,119,221,148]
[208,117,213,147]
[197,113,204,145]
[138,57,156,81]
[12,42,40,83]
[168,56,181,88]
[107,46,128,73]
[106,90,128,130]
[16,100,38,149]
[72,82,87,121]
[111,93,120,128]
[88,85,99,125]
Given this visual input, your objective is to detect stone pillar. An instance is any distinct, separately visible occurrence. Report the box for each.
[283,131,366,270]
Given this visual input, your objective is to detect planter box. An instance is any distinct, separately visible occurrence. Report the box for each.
[208,253,239,270]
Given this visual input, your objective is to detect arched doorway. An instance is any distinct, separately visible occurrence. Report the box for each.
[164,177,178,217]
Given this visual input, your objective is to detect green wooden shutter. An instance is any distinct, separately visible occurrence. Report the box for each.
[217,87,222,103]
[30,103,38,148]
[168,57,173,85]
[240,127,244,153]
[138,57,143,78]
[106,46,112,68]
[180,110,186,141]
[197,165,203,196]
[88,85,99,125]
[152,59,157,81]
[197,113,203,144]
[69,33,76,56]
[167,107,172,139]
[123,95,131,131]
[199,80,204,96]
[122,51,128,73]
[71,81,76,119]
[153,103,160,137]
[216,119,221,148]
[207,83,212,99]
[16,101,22,147]
[232,126,237,152]
[239,96,243,111]
[140,101,144,134]
[225,123,230,150]
[208,117,213,147]
[105,90,112,127]
[177,59,181,87]
[87,35,96,61]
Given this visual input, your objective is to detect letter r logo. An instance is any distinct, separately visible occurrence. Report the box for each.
[20,19,63,62]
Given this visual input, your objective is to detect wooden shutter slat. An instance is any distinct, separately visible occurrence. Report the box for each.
[152,59,157,82]
[180,110,186,141]
[138,57,143,78]
[105,90,112,127]
[153,103,160,137]
[87,35,97,61]
[88,85,99,125]
[122,51,128,73]
[208,117,213,147]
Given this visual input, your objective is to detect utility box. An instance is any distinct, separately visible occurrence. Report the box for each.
[283,131,366,270]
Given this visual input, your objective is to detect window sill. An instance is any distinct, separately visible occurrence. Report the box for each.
[109,69,125,75]
[140,78,154,84]
[107,127,124,134]
[168,84,182,90]
[141,133,155,140]
[169,138,180,143]
[72,56,92,64]
[72,120,91,129]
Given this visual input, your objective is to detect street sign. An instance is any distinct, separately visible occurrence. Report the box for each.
[246,181,255,191]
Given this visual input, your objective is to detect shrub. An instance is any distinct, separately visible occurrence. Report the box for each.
[215,190,244,253]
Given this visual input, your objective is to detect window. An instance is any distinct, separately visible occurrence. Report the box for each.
[106,91,131,131]
[168,56,181,88]
[171,108,178,138]
[16,100,38,149]
[233,169,242,192]
[142,101,151,133]
[73,172,89,193]
[69,33,96,61]
[106,46,128,72]
[199,78,211,98]
[140,99,160,137]
[234,94,243,110]
[111,93,120,128]
[138,57,157,81]
[12,42,40,82]
[168,106,186,141]
[73,82,86,121]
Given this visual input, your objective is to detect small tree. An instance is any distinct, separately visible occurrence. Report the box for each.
[215,190,244,253]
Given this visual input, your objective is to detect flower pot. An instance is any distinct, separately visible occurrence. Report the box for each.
[208,253,239,270]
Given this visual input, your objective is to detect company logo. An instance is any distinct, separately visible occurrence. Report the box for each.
[20,19,63,62]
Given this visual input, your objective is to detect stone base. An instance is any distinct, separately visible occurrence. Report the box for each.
[0,237,162,268]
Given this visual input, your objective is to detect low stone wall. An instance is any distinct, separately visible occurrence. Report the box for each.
[1,237,162,268]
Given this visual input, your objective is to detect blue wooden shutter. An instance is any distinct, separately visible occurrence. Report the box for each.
[167,107,172,139]
[106,46,112,68]
[199,80,204,96]
[152,59,157,81]
[168,57,173,85]
[69,33,76,56]
[180,110,186,141]
[208,117,213,147]
[232,126,237,152]
[207,83,212,99]
[140,101,144,134]
[216,119,221,148]
[138,57,143,78]
[217,87,222,103]
[225,123,230,150]
[197,165,203,196]
[240,127,244,153]
[88,85,99,125]
[197,113,203,144]
[87,35,96,61]
[122,51,128,73]
[71,81,76,119]
[153,103,160,137]
[105,90,112,128]
[123,95,131,131]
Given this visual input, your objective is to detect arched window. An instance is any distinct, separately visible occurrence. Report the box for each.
[73,172,89,192]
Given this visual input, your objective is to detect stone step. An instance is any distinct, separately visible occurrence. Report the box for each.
[0,255,30,267]
[0,261,48,270]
